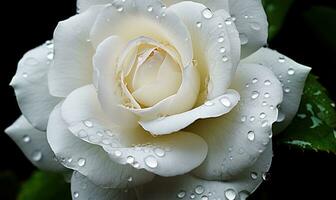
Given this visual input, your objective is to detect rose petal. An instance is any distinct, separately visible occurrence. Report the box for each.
[61,85,208,177]
[10,43,61,131]
[48,5,104,97]
[242,47,311,133]
[168,2,241,100]
[188,63,283,180]
[47,103,154,188]
[139,89,240,135]
[77,0,111,13]
[137,142,273,200]
[90,0,192,66]
[227,0,268,57]
[71,171,137,200]
[5,116,66,172]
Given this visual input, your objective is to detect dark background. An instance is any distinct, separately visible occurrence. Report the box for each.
[1,0,335,199]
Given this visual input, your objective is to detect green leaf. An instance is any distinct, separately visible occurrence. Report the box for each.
[262,0,295,40]
[18,171,71,200]
[303,6,336,47]
[277,74,336,154]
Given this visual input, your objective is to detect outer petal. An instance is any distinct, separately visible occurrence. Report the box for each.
[62,85,208,177]
[227,0,268,57]
[47,103,154,188]
[71,172,137,200]
[48,6,103,97]
[137,142,273,200]
[168,2,241,100]
[188,63,283,180]
[165,0,229,12]
[139,90,240,135]
[5,116,65,172]
[10,43,61,131]
[242,48,311,133]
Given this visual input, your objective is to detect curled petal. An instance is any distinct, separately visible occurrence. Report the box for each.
[61,85,208,177]
[49,5,104,97]
[71,172,137,200]
[168,2,241,100]
[5,116,66,172]
[137,142,273,200]
[10,43,61,131]
[242,48,311,133]
[188,63,283,180]
[47,103,154,188]
[139,90,240,135]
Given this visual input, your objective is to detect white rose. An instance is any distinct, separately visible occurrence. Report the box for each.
[6,0,310,199]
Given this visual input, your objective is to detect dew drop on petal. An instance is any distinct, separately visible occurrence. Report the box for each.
[284,87,291,93]
[114,150,122,157]
[154,147,165,157]
[32,151,42,161]
[22,72,28,78]
[250,22,261,30]
[259,112,266,119]
[201,195,209,200]
[247,131,255,141]
[204,101,214,106]
[220,97,231,107]
[224,189,236,200]
[250,172,258,180]
[147,5,153,12]
[287,68,295,75]
[264,80,271,86]
[84,120,93,128]
[195,185,204,194]
[23,135,31,143]
[144,156,158,168]
[126,156,135,164]
[177,190,186,198]
[217,36,224,43]
[251,91,259,99]
[241,115,247,122]
[220,47,226,53]
[252,78,258,84]
[278,57,285,63]
[77,158,86,167]
[73,192,79,198]
[222,56,228,62]
[196,21,202,28]
[264,92,270,98]
[218,23,223,28]
[127,176,133,182]
[202,8,213,19]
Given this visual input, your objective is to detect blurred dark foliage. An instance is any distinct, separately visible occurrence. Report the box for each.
[0,0,335,199]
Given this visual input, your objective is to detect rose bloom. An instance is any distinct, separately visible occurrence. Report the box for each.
[6,0,310,199]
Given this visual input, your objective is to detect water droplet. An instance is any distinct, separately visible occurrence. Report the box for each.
[241,115,247,122]
[222,56,228,62]
[220,97,231,107]
[144,156,158,168]
[84,120,93,128]
[218,23,223,28]
[22,72,28,78]
[114,150,122,157]
[204,101,214,106]
[239,33,248,45]
[261,120,268,127]
[278,57,285,63]
[67,157,73,163]
[247,131,255,141]
[78,130,87,138]
[251,91,259,99]
[252,78,258,84]
[73,192,79,198]
[195,185,204,194]
[284,87,291,93]
[23,135,31,143]
[161,12,166,17]
[250,172,258,180]
[264,93,270,98]
[147,5,153,12]
[245,83,250,88]
[264,80,271,86]
[250,22,261,30]
[32,151,42,161]
[154,147,165,157]
[287,68,295,75]
[201,195,209,200]
[128,176,133,182]
[224,189,236,200]
[77,158,86,167]
[133,161,140,168]
[127,156,135,164]
[45,40,54,48]
[47,52,54,60]
[262,172,271,181]
[196,21,202,28]
[190,193,196,199]
[259,112,266,119]
[262,101,268,106]
[220,47,226,53]
[249,116,255,122]
[225,18,233,25]
[202,8,213,19]
[177,190,186,198]
[217,36,224,43]
[117,5,124,12]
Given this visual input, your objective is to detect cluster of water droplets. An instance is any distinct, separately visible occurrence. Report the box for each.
[20,134,43,162]
[176,185,239,200]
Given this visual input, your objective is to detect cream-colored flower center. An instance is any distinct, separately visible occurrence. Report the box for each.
[122,43,182,108]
